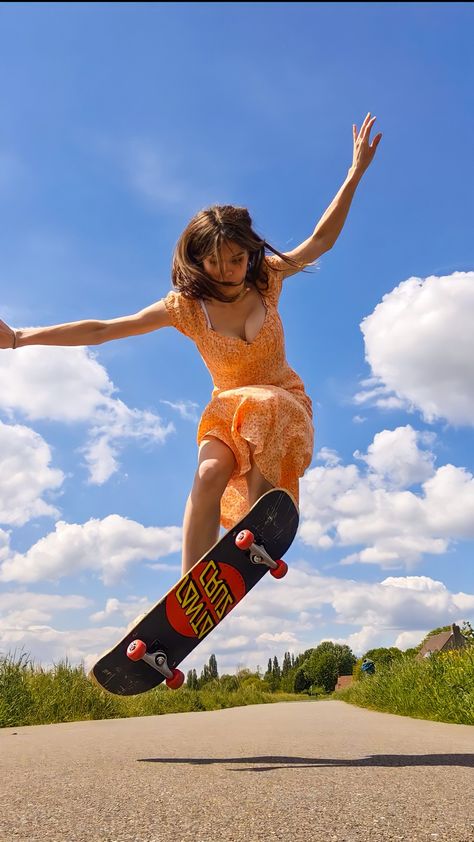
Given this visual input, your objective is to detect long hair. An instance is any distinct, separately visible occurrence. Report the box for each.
[171,205,298,303]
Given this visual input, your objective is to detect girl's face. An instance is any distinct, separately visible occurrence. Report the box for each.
[202,240,250,295]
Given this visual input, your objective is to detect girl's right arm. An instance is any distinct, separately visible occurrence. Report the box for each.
[0,299,172,349]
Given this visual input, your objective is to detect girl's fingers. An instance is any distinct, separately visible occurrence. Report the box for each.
[362,116,377,141]
[370,132,383,150]
[359,112,371,134]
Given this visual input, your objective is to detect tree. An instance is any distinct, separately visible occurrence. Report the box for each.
[199,655,219,687]
[314,652,339,693]
[220,674,239,692]
[263,657,281,692]
[294,667,309,694]
[282,652,292,676]
[363,647,403,669]
[461,621,474,642]
[208,654,219,680]
[272,656,281,681]
[303,642,356,691]
[186,669,198,690]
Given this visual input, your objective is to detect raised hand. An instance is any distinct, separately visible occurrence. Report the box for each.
[352,112,382,177]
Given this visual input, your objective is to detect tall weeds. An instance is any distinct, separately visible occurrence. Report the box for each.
[0,653,297,727]
[337,648,474,725]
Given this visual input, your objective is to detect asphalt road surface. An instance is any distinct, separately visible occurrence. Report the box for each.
[1,700,473,842]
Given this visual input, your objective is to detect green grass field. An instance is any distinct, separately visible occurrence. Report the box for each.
[335,648,474,725]
[2,647,473,728]
[0,653,300,728]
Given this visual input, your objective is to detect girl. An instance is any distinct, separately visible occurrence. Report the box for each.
[0,114,381,576]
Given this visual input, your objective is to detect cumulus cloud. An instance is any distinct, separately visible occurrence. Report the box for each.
[1,566,471,669]
[0,345,174,483]
[160,400,200,423]
[357,271,474,426]
[0,591,98,669]
[159,567,474,670]
[300,426,474,568]
[354,427,436,489]
[0,514,182,585]
[90,596,152,625]
[0,421,64,526]
[0,591,91,631]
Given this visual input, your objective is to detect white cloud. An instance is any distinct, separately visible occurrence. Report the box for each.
[123,138,187,207]
[257,631,300,646]
[90,596,151,626]
[330,574,474,628]
[160,400,200,423]
[0,346,112,422]
[91,134,199,211]
[0,514,182,585]
[0,591,96,669]
[357,271,474,426]
[0,591,91,626]
[354,426,436,489]
[299,426,474,568]
[1,567,472,670]
[0,346,174,483]
[423,465,474,538]
[0,421,64,526]
[316,447,342,467]
[342,626,386,656]
[159,567,474,669]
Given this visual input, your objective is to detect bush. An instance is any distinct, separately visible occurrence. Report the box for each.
[338,648,474,725]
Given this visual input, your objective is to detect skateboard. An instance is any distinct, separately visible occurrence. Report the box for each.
[89,488,299,696]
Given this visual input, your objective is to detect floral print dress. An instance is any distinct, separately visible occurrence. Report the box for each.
[163,257,314,528]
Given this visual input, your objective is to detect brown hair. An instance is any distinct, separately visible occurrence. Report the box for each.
[171,204,299,303]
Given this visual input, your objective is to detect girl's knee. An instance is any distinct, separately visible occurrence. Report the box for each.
[196,458,228,489]
[194,440,235,497]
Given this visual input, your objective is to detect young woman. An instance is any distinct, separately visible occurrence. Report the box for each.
[0,114,381,575]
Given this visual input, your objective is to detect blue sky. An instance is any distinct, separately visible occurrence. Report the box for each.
[1,3,473,676]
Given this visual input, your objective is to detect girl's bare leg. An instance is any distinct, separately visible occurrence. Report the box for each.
[245,443,273,506]
[181,437,236,575]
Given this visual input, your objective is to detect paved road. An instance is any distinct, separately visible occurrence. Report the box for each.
[1,700,473,842]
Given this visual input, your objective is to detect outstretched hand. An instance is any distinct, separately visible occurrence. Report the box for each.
[352,113,382,177]
[0,319,16,349]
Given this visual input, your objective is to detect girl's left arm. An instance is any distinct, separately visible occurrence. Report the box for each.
[275,113,382,277]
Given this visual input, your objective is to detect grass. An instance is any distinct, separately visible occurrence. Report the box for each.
[335,648,474,725]
[3,647,473,728]
[0,652,301,728]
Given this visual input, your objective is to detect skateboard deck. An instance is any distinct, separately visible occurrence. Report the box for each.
[89,488,298,696]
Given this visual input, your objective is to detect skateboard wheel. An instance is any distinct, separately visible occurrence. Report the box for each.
[270,559,288,579]
[127,639,147,661]
[235,529,254,550]
[166,668,185,690]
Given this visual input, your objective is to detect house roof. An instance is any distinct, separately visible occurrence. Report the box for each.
[417,624,468,659]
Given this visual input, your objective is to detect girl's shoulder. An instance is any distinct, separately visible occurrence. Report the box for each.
[261,255,285,304]
[163,289,202,339]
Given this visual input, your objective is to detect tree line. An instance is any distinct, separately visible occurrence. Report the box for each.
[186,621,474,695]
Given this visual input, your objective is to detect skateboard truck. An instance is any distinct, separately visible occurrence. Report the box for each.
[235,530,288,579]
[126,641,185,689]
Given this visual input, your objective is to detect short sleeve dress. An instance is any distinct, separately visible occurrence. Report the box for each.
[163,257,314,529]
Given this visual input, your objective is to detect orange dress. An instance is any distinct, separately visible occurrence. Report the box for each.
[163,257,314,529]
